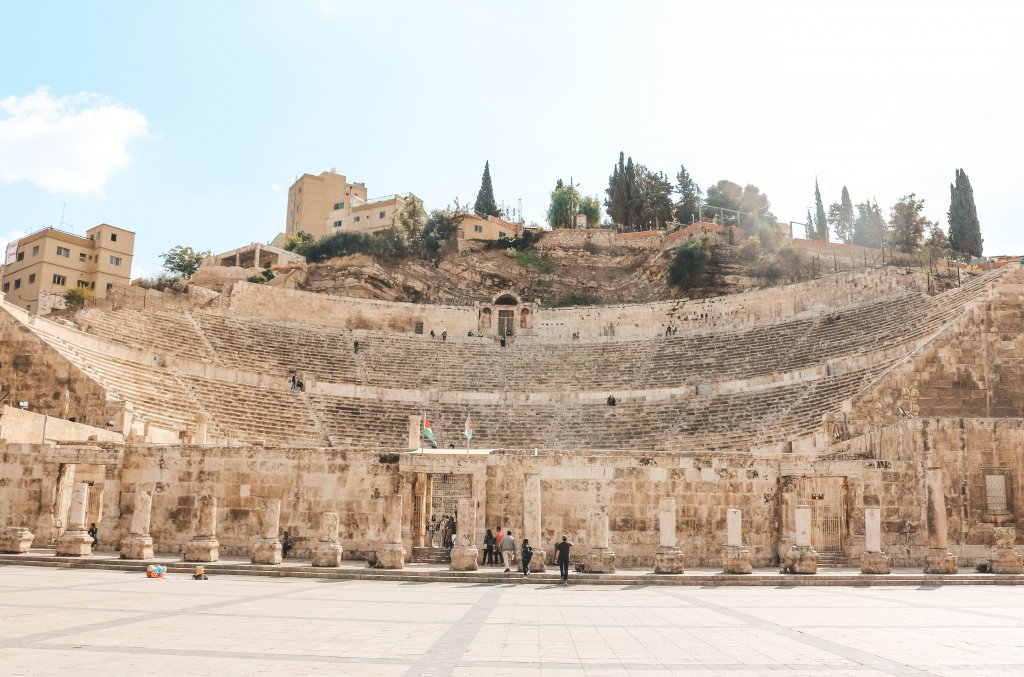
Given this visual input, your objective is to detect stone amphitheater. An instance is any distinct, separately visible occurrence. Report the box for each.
[0,261,1022,574]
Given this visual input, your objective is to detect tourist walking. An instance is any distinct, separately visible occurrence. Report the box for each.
[428,515,438,547]
[521,539,534,577]
[483,528,495,565]
[500,529,516,572]
[494,526,504,565]
[555,535,573,585]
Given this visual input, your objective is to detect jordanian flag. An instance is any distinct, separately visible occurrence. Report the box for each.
[464,413,474,441]
[422,414,436,445]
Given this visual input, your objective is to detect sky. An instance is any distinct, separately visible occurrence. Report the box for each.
[1,0,1022,278]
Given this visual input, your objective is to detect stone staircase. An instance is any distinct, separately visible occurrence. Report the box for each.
[817,552,848,568]
[410,547,451,564]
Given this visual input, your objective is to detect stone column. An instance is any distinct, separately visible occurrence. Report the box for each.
[0,526,35,553]
[654,497,684,574]
[781,504,818,574]
[721,507,753,574]
[522,473,546,572]
[251,498,283,564]
[450,497,479,571]
[924,468,958,574]
[192,414,209,445]
[56,483,92,556]
[376,495,405,569]
[989,526,1023,574]
[184,495,220,562]
[586,509,615,574]
[121,490,155,560]
[312,512,343,567]
[860,507,891,574]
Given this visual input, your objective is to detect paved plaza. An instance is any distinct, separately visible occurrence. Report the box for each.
[1,566,1024,676]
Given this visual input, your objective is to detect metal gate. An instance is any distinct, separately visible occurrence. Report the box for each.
[798,476,846,554]
[498,310,515,337]
[430,473,471,517]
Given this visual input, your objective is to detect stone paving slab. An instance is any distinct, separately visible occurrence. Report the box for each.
[3,566,1024,676]
[2,548,1023,586]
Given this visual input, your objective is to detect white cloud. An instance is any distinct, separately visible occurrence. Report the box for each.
[0,87,148,195]
[270,182,281,193]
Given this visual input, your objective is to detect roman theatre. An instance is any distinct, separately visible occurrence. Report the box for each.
[1,263,1023,573]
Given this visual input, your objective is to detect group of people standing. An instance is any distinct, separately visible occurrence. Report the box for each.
[428,514,457,548]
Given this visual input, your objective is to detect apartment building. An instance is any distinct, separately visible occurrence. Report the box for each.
[285,169,420,240]
[0,224,135,314]
[458,214,524,241]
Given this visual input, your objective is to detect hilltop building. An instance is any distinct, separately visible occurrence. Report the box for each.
[0,224,134,314]
[458,214,523,241]
[285,170,420,241]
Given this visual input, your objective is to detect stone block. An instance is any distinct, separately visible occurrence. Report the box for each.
[586,547,616,574]
[449,545,479,571]
[375,543,405,569]
[311,543,343,567]
[252,539,282,565]
[121,534,154,560]
[55,529,92,557]
[924,548,958,574]
[529,549,547,572]
[860,551,891,574]
[0,526,34,554]
[989,531,1022,574]
[721,545,753,574]
[780,545,818,574]
[184,537,220,563]
[653,546,685,574]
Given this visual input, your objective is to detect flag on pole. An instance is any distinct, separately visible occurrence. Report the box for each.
[422,413,436,446]
[464,413,474,441]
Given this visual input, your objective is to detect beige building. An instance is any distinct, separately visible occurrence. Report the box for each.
[458,214,523,241]
[285,169,420,240]
[0,225,135,314]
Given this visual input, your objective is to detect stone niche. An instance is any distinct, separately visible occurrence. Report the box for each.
[477,291,538,337]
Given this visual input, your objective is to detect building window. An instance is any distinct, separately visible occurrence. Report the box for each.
[32,245,38,256]
[13,279,20,289]
[110,233,117,242]
[109,256,122,266]
[106,283,113,292]
[986,474,1010,514]
[28,274,35,284]
[16,251,23,261]
[57,246,70,257]
[53,274,66,286]
[333,220,343,228]
[77,280,89,288]
[379,211,386,219]
[474,225,483,233]
[354,216,361,222]
[415,322,424,335]
[80,253,87,262]
[1,283,7,293]
[334,202,345,210]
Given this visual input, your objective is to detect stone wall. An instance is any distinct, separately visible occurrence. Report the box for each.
[0,405,125,444]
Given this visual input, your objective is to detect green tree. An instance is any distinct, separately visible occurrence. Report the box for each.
[813,178,828,241]
[576,195,601,227]
[805,208,815,238]
[473,161,500,217]
[547,179,582,229]
[888,194,933,252]
[284,231,313,256]
[947,168,983,258]
[422,204,468,256]
[668,237,712,287]
[63,285,95,306]
[634,166,674,230]
[924,222,950,259]
[391,194,426,248]
[161,245,210,277]
[706,180,774,230]
[605,152,630,227]
[831,186,855,243]
[853,200,886,247]
[673,165,703,225]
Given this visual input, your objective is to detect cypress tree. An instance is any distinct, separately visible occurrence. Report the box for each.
[814,178,828,241]
[947,168,983,257]
[624,156,638,231]
[806,208,815,239]
[833,186,855,243]
[605,152,629,227]
[474,161,500,217]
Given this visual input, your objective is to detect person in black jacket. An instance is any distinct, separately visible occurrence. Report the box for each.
[521,539,534,577]
[555,535,573,585]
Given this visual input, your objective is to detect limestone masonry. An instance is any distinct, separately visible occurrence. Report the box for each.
[0,262,1022,572]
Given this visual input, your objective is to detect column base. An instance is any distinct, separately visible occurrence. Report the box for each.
[586,547,616,574]
[722,545,753,574]
[781,545,818,574]
[252,539,282,565]
[654,546,685,574]
[924,548,958,574]
[184,537,220,562]
[450,545,479,571]
[312,543,343,567]
[0,527,34,554]
[55,529,92,557]
[121,534,154,560]
[375,543,405,569]
[528,549,546,572]
[860,551,891,574]
[988,549,1023,574]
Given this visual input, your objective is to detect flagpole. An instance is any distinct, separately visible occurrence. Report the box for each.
[419,410,423,455]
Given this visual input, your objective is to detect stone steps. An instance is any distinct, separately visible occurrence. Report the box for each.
[410,547,451,564]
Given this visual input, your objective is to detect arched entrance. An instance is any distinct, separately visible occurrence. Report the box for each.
[494,293,519,337]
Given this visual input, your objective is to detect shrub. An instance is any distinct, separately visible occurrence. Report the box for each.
[739,236,761,261]
[136,274,188,293]
[668,237,712,288]
[515,249,553,273]
[246,269,275,285]
[62,286,95,306]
